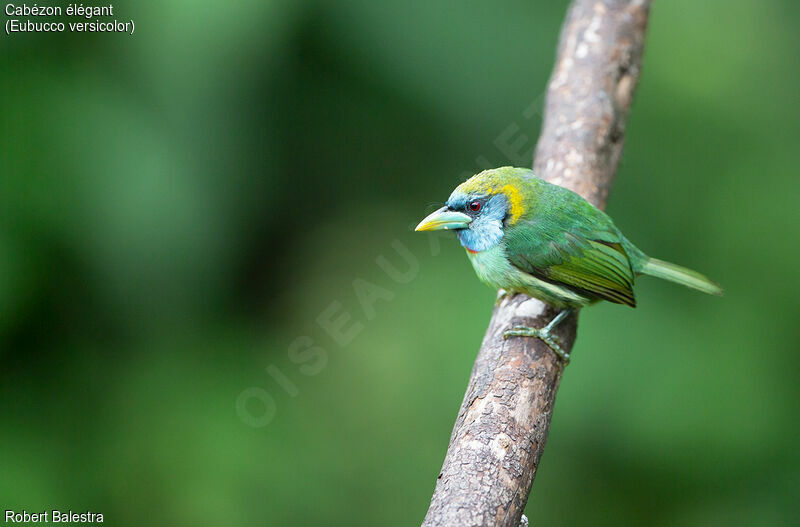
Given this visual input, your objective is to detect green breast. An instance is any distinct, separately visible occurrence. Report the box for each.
[467,245,515,290]
[466,245,594,308]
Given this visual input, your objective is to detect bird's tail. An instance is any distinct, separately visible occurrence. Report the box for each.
[640,258,723,296]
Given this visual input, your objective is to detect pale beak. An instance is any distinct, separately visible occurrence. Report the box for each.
[415,206,472,231]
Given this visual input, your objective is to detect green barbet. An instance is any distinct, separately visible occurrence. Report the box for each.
[415,167,722,363]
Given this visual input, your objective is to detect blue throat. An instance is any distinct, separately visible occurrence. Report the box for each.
[454,194,507,252]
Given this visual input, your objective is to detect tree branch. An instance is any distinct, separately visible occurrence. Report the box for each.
[421,1,652,526]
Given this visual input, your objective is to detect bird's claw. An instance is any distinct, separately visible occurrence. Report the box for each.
[503,325,570,365]
[495,289,511,306]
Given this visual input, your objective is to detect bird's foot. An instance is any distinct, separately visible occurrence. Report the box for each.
[495,289,512,306]
[503,325,570,364]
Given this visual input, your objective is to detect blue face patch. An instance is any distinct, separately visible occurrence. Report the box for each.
[452,193,508,252]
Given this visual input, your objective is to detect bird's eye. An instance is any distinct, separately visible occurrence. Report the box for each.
[469,201,482,212]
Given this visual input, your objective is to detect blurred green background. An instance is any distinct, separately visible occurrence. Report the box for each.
[1,0,798,525]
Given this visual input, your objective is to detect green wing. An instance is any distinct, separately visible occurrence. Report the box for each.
[504,193,637,307]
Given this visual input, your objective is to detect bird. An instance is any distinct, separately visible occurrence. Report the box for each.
[415,166,722,363]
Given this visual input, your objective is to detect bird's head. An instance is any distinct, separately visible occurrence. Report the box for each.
[415,167,532,253]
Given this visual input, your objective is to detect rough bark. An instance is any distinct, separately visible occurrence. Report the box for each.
[421,1,652,526]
